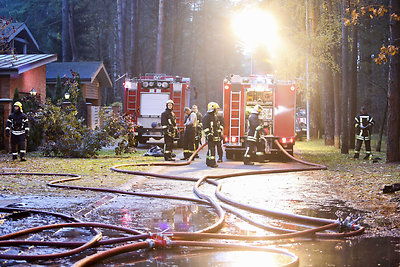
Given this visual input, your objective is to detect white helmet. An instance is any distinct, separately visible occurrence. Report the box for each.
[251,104,263,114]
[166,100,174,109]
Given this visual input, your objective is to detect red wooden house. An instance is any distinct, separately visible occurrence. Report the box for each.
[0,54,57,150]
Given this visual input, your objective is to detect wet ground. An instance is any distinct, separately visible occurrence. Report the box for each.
[0,141,399,266]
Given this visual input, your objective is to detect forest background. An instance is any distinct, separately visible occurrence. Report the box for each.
[0,0,399,162]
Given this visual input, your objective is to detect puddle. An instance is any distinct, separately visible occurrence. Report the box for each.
[86,199,217,233]
[103,249,294,266]
[0,185,399,266]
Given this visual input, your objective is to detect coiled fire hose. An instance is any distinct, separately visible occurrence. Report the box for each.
[0,141,364,266]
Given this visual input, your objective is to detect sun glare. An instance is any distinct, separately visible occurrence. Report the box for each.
[231,8,279,54]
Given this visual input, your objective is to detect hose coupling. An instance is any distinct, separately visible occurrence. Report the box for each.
[338,213,362,231]
[146,238,156,249]
[149,233,172,248]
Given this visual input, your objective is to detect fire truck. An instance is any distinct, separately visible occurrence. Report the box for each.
[222,74,296,160]
[123,74,191,146]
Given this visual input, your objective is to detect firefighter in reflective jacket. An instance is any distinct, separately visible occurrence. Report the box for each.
[192,105,203,155]
[216,111,224,163]
[161,100,177,161]
[354,106,375,160]
[243,105,264,165]
[5,101,29,161]
[202,102,220,168]
[181,107,197,160]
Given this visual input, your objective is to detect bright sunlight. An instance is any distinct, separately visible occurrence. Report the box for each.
[231,7,279,55]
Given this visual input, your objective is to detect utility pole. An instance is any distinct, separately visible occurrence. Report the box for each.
[306,0,310,140]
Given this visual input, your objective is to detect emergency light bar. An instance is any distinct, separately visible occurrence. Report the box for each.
[280,137,294,144]
[224,136,239,144]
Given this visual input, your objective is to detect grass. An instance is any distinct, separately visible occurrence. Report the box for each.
[295,138,400,235]
[0,149,162,197]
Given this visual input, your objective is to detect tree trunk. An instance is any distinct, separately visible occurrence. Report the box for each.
[376,98,387,152]
[155,0,165,73]
[117,0,125,100]
[334,66,341,148]
[122,0,128,74]
[349,23,358,149]
[324,66,335,145]
[340,0,350,154]
[68,1,78,62]
[62,0,69,62]
[386,0,400,162]
[134,0,140,76]
[170,0,180,73]
[202,1,209,105]
[130,0,135,76]
[359,17,372,108]
[117,0,125,75]
[326,0,340,148]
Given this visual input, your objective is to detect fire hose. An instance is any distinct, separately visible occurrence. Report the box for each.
[0,141,364,266]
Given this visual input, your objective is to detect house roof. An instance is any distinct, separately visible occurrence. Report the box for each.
[0,54,57,74]
[46,62,113,88]
[1,22,40,50]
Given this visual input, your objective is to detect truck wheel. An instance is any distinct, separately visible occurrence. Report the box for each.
[226,150,233,160]
[139,138,148,144]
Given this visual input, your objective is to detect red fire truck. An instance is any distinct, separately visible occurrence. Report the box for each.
[123,74,191,146]
[223,74,296,160]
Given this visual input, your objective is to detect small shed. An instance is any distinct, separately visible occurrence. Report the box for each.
[0,54,57,149]
[1,23,41,54]
[46,62,112,106]
[46,62,113,129]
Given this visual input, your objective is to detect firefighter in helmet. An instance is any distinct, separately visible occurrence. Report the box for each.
[161,100,177,161]
[181,106,197,160]
[192,105,203,157]
[243,104,265,165]
[202,102,220,168]
[216,110,224,163]
[5,101,29,161]
[354,106,375,160]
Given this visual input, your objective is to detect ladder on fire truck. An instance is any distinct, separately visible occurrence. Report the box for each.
[229,91,241,142]
[172,85,182,125]
[126,85,138,115]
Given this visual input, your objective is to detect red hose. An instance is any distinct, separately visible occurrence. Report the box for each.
[0,140,365,265]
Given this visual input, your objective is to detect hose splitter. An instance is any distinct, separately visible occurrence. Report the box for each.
[336,211,362,231]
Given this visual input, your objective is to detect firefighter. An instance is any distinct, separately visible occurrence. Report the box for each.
[181,107,197,160]
[243,104,264,165]
[216,110,224,163]
[354,106,375,160]
[192,105,203,157]
[5,101,29,161]
[161,100,177,161]
[203,102,220,168]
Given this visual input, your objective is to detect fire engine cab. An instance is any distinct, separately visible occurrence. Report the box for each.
[223,74,296,160]
[123,74,190,146]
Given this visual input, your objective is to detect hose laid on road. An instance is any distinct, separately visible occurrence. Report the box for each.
[0,141,364,266]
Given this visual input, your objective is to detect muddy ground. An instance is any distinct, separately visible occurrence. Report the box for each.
[0,140,399,238]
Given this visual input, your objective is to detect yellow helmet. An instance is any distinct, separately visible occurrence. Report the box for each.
[251,104,263,114]
[14,101,23,112]
[207,102,220,113]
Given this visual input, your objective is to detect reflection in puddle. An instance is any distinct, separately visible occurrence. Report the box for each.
[106,249,292,267]
[112,204,216,232]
